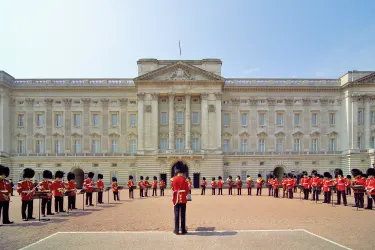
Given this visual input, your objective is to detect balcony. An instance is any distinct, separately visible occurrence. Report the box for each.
[158,149,203,155]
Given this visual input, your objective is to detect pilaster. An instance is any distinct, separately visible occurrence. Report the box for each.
[168,92,175,150]
[201,93,209,150]
[101,98,109,152]
[82,98,91,152]
[364,96,371,148]
[215,93,222,150]
[137,93,145,152]
[63,98,72,152]
[119,98,128,152]
[25,98,35,153]
[184,93,191,150]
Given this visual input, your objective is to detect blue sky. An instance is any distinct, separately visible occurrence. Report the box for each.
[1,0,374,79]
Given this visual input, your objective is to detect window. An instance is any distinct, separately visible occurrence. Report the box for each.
[130,114,136,126]
[371,111,375,124]
[259,113,265,126]
[329,113,335,125]
[111,113,118,126]
[294,113,300,126]
[223,114,230,126]
[312,100,318,104]
[176,112,184,125]
[74,114,81,127]
[240,100,248,104]
[276,100,283,104]
[260,162,265,166]
[223,139,230,152]
[192,138,200,151]
[111,101,117,105]
[130,100,136,105]
[294,100,301,104]
[74,100,80,104]
[18,114,25,127]
[160,139,168,150]
[130,139,137,153]
[160,112,168,125]
[92,139,100,153]
[93,164,99,168]
[17,140,25,153]
[276,113,283,126]
[311,113,318,126]
[56,114,63,127]
[294,138,300,152]
[192,112,199,125]
[358,111,363,124]
[19,164,24,168]
[112,163,118,167]
[258,100,265,104]
[329,138,335,151]
[357,136,362,149]
[93,114,100,127]
[276,139,283,152]
[55,140,62,153]
[176,138,184,150]
[36,140,44,153]
[311,138,318,152]
[259,139,265,152]
[371,136,375,148]
[74,140,81,153]
[111,140,118,152]
[241,113,247,126]
[241,139,247,152]
[36,114,44,127]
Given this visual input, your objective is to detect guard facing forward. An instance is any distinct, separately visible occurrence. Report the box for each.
[39,170,54,216]
[17,168,36,221]
[0,165,13,225]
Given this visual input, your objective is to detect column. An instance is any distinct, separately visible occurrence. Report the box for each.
[201,93,209,150]
[44,98,53,153]
[137,93,145,152]
[119,98,128,152]
[215,93,222,150]
[151,93,159,150]
[101,99,109,152]
[25,98,35,153]
[63,99,72,152]
[82,98,91,152]
[364,96,371,149]
[351,96,358,149]
[185,93,191,149]
[168,92,175,149]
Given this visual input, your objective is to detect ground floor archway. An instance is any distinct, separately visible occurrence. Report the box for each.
[171,161,189,178]
[273,166,285,181]
[72,168,84,189]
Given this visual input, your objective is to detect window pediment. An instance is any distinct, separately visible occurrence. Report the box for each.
[327,131,338,137]
[257,132,268,137]
[310,131,320,137]
[90,132,101,137]
[293,131,303,137]
[239,132,250,138]
[109,132,121,138]
[275,131,285,137]
[15,133,27,138]
[71,132,83,138]
[34,133,45,138]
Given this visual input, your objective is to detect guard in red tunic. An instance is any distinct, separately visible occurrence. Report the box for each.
[346,175,352,195]
[323,172,333,203]
[152,176,158,196]
[186,177,192,194]
[293,175,298,193]
[127,175,135,199]
[351,169,365,208]
[96,174,104,204]
[334,169,347,206]
[211,177,217,195]
[273,175,279,198]
[256,174,265,196]
[144,176,151,197]
[282,174,288,198]
[227,176,233,195]
[138,176,144,197]
[0,165,13,225]
[365,168,375,209]
[218,176,224,195]
[84,172,95,206]
[201,177,207,195]
[287,173,294,199]
[112,177,120,201]
[66,172,77,210]
[300,171,310,200]
[50,171,66,213]
[268,175,274,196]
[236,176,242,195]
[171,162,189,235]
[17,168,36,221]
[159,178,166,196]
[311,170,321,201]
[246,175,253,195]
[39,170,54,217]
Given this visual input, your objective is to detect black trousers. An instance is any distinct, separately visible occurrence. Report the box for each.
[324,191,332,203]
[366,196,375,209]
[288,189,293,199]
[312,190,319,201]
[228,187,232,195]
[0,201,10,223]
[174,203,186,232]
[274,188,279,198]
[86,192,93,205]
[256,187,262,196]
[129,188,134,199]
[144,189,149,197]
[152,188,157,196]
[336,190,347,205]
[201,187,206,195]
[68,196,76,209]
[54,196,64,212]
[98,192,103,203]
[248,188,252,195]
[21,200,33,219]
[354,193,364,208]
[113,192,119,201]
[212,188,216,195]
[140,189,144,197]
[283,188,288,198]
[346,187,351,195]
[160,189,164,196]
[268,186,273,196]
[303,188,309,200]
[218,188,223,195]
[294,186,297,192]
[41,198,52,215]
[237,188,241,195]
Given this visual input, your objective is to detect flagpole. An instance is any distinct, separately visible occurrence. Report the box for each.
[179,40,181,59]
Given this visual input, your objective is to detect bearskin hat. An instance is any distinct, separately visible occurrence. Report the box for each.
[23,168,35,179]
[203,177,206,180]
[247,175,250,178]
[351,169,362,177]
[362,174,368,178]
[366,168,375,177]
[237,175,240,179]
[218,176,222,180]
[212,177,215,181]
[112,177,117,182]
[283,173,287,177]
[174,162,187,174]
[55,171,64,179]
[323,172,330,178]
[153,176,157,180]
[228,175,232,179]
[334,168,343,177]
[98,174,103,179]
[258,174,262,178]
[311,170,317,176]
[187,177,191,180]
[274,174,278,178]
[269,174,274,178]
[346,175,352,179]
[88,172,94,178]
[0,165,10,177]
[129,175,133,180]
[145,176,149,180]
[287,173,293,178]
[67,172,75,181]
[302,171,308,176]
[43,170,52,179]
[140,176,144,180]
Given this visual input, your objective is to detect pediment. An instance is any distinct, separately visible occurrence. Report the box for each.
[327,131,338,137]
[275,131,285,137]
[90,132,101,137]
[257,132,268,137]
[34,133,45,138]
[15,133,27,137]
[239,132,250,137]
[109,132,121,138]
[353,72,375,84]
[134,61,224,82]
[52,132,64,138]
[222,132,232,137]
[293,131,303,137]
[71,132,82,138]
[310,131,320,137]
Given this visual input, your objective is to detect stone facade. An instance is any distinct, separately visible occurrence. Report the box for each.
[1,59,375,187]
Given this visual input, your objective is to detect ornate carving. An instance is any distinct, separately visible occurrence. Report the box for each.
[302,99,311,105]
[275,131,285,137]
[292,131,303,137]
[151,93,159,101]
[167,67,195,80]
[284,99,294,106]
[249,99,258,105]
[222,132,232,137]
[109,132,121,138]
[231,98,240,105]
[127,132,137,139]
[82,98,91,105]
[208,104,215,112]
[257,132,268,138]
[351,94,363,102]
[327,131,338,137]
[25,98,35,106]
[71,132,83,138]
[90,132,101,137]
[43,98,53,106]
[34,132,45,138]
[201,93,209,101]
[159,133,169,138]
[336,98,342,105]
[215,93,223,100]
[239,132,250,137]
[319,99,329,105]
[191,132,201,138]
[145,105,152,112]
[310,131,320,137]
[168,92,176,102]
[52,132,64,138]
[63,98,72,106]
[137,92,145,101]
[267,98,276,105]
[101,99,110,104]
[119,98,128,106]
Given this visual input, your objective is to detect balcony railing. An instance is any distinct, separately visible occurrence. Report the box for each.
[10,152,137,157]
[12,79,135,87]
[223,151,343,156]
[224,79,340,87]
[158,149,203,155]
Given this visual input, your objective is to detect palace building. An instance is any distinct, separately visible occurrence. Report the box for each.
[1,59,375,188]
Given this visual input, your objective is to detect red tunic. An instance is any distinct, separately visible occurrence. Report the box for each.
[352,176,366,193]
[236,180,242,189]
[50,180,65,197]
[282,178,287,189]
[144,180,151,190]
[211,181,217,188]
[311,177,320,187]
[346,179,351,189]
[335,177,347,191]
[365,177,375,195]
[39,180,52,198]
[201,180,207,187]
[287,178,294,189]
[256,178,264,188]
[112,183,118,192]
[84,178,94,192]
[218,180,224,188]
[246,179,253,188]
[152,180,158,189]
[171,175,189,204]
[267,179,274,187]
[293,179,297,187]
[127,180,134,188]
[227,179,233,188]
[138,180,144,190]
[66,181,76,196]
[323,179,333,192]
[273,179,279,189]
[0,179,12,201]
[17,180,35,200]
[96,180,104,192]
[159,180,166,189]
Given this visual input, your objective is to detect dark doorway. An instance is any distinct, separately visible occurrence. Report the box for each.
[193,173,200,188]
[160,174,167,186]
[273,166,285,182]
[171,161,189,178]
[72,168,85,189]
